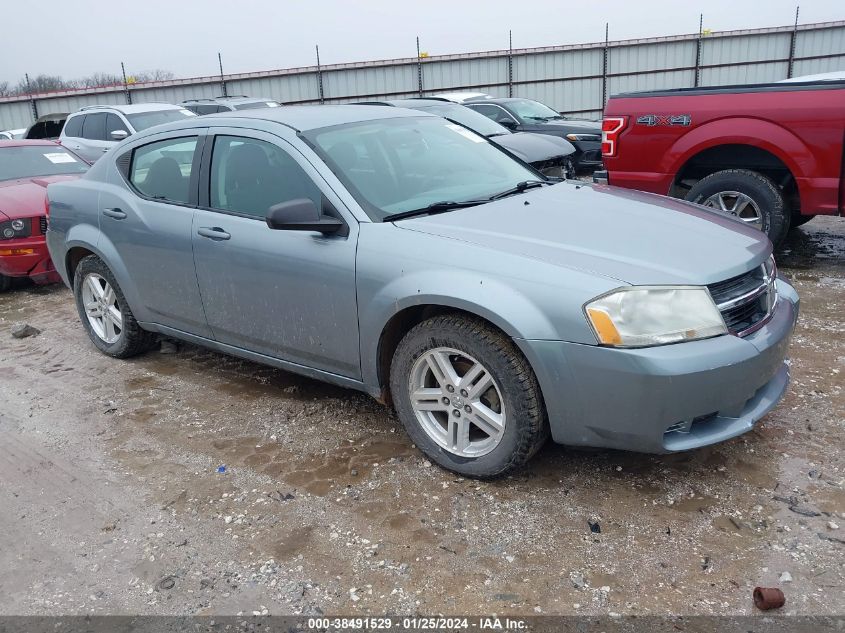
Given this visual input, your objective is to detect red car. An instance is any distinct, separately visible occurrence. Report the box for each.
[597,79,845,246]
[0,140,88,291]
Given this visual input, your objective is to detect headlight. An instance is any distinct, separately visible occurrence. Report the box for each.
[566,133,601,142]
[584,286,727,347]
[0,218,31,240]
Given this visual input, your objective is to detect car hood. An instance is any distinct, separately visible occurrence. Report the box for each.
[493,132,575,163]
[393,183,771,286]
[526,118,601,134]
[0,174,79,220]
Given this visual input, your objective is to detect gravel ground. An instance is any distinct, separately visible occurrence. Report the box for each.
[0,217,842,617]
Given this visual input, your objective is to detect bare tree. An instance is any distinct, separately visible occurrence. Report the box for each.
[15,74,69,94]
[0,81,12,97]
[77,72,122,89]
[129,69,175,83]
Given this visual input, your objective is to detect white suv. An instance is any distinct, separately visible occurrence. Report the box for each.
[60,103,195,162]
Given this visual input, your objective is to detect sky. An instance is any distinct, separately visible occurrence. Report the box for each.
[1,0,842,84]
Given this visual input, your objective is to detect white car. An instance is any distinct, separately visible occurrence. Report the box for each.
[59,103,195,163]
[779,71,845,82]
[0,128,26,140]
[431,92,492,103]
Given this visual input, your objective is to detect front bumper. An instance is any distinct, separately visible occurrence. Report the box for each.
[517,278,799,453]
[0,235,59,284]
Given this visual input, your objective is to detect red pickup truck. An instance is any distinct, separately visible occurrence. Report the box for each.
[597,80,845,246]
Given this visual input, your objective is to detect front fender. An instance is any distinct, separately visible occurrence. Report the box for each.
[359,269,564,391]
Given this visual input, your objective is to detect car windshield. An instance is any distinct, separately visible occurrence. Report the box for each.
[126,109,196,131]
[233,101,281,110]
[304,116,539,221]
[0,145,88,181]
[508,99,563,121]
[412,104,511,137]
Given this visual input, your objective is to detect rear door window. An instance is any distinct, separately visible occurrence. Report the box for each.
[63,115,84,138]
[81,113,108,141]
[129,136,199,204]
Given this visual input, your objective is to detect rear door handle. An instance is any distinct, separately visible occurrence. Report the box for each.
[102,207,127,219]
[197,226,231,241]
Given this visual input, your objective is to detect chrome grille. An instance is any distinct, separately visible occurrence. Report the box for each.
[707,258,777,337]
[39,216,48,234]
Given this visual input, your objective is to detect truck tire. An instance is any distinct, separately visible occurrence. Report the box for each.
[685,169,790,247]
[390,314,548,479]
[73,255,157,358]
[0,274,11,293]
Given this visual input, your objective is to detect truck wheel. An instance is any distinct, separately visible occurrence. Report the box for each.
[790,213,816,229]
[390,314,548,479]
[0,274,11,293]
[685,169,790,247]
[73,255,157,358]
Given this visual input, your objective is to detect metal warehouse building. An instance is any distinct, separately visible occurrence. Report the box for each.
[1,19,843,130]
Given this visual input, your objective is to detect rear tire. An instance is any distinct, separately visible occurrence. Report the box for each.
[389,314,548,479]
[0,274,11,293]
[685,169,790,247]
[73,255,156,358]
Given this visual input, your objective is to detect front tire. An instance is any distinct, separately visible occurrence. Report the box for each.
[73,255,156,358]
[685,169,790,247]
[0,274,11,293]
[390,314,547,478]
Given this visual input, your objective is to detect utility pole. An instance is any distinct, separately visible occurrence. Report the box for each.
[121,62,132,104]
[25,73,38,120]
[416,36,424,97]
[508,30,514,97]
[316,45,325,104]
[787,6,800,78]
[694,14,703,87]
[218,52,228,97]
[601,23,609,109]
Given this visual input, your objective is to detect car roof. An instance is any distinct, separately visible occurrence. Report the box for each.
[72,103,188,115]
[381,99,462,108]
[182,96,275,104]
[168,104,431,132]
[0,139,60,148]
[464,97,522,104]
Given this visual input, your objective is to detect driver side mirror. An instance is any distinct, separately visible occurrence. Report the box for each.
[265,198,345,234]
[110,129,129,141]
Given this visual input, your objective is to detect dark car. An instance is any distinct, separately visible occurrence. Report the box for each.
[464,98,602,173]
[358,99,576,178]
[24,112,69,140]
[181,96,282,115]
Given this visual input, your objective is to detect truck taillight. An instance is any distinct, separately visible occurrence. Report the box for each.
[601,116,627,157]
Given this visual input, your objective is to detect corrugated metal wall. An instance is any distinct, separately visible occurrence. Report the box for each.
[2,20,843,130]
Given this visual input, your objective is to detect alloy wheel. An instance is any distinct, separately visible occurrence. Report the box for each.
[408,347,506,457]
[702,190,763,230]
[81,273,124,344]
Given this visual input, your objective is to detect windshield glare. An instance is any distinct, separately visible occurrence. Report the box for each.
[0,146,88,181]
[306,117,538,220]
[413,104,510,137]
[127,109,195,131]
[509,99,562,121]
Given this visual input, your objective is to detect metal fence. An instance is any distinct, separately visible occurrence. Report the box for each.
[1,18,844,130]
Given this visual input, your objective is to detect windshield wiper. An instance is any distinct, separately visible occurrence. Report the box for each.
[382,200,486,222]
[487,180,549,200]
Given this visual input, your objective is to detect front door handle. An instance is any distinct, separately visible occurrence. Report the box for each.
[197,226,231,241]
[102,207,126,219]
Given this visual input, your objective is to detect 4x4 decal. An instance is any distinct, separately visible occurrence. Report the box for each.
[636,114,692,127]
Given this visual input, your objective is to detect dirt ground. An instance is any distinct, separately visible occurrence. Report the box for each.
[0,217,843,618]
